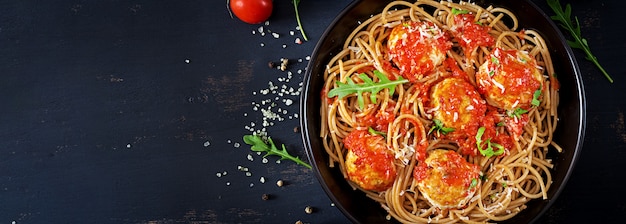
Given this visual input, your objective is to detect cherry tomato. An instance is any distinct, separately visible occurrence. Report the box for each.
[229,0,273,24]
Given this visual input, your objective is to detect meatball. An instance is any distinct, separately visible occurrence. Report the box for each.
[344,130,397,191]
[430,77,486,135]
[476,48,544,111]
[414,149,481,209]
[387,21,451,82]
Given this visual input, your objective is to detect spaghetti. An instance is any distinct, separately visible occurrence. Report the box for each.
[319,0,561,223]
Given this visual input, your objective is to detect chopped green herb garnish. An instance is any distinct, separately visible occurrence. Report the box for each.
[368,127,387,138]
[531,88,542,107]
[491,56,499,65]
[507,107,528,118]
[469,178,478,189]
[428,119,455,136]
[452,8,470,15]
[476,127,505,158]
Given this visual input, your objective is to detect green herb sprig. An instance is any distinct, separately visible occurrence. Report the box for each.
[243,134,312,169]
[327,70,408,109]
[293,0,308,41]
[547,0,613,83]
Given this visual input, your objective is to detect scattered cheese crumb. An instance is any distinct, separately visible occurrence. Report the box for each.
[304,206,313,214]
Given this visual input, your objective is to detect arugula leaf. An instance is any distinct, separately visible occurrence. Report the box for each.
[243,134,312,169]
[476,127,505,158]
[327,70,408,109]
[428,119,455,136]
[293,0,308,41]
[547,0,613,83]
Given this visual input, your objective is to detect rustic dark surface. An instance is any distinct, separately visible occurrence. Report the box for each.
[0,0,624,223]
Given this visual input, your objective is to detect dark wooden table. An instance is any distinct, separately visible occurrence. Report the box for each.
[0,0,624,223]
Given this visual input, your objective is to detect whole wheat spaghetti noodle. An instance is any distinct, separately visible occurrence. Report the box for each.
[319,0,560,223]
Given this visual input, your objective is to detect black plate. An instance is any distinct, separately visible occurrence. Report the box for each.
[300,0,585,223]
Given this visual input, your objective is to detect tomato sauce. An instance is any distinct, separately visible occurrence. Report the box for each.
[444,58,469,81]
[356,102,396,132]
[498,49,540,102]
[413,162,428,183]
[381,60,401,81]
[355,65,376,75]
[453,14,495,57]
[480,107,515,152]
[504,112,529,139]
[321,88,336,105]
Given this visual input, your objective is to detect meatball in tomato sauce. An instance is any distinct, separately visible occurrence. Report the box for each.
[476,48,544,111]
[344,130,397,191]
[430,77,486,135]
[387,21,451,82]
[414,149,481,209]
